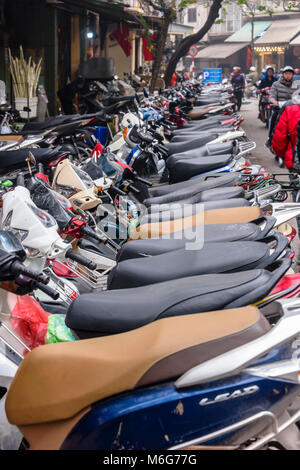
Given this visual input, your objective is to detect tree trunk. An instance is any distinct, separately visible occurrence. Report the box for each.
[150,8,174,93]
[164,0,223,86]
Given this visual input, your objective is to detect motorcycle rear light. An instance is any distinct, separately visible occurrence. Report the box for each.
[47,154,69,168]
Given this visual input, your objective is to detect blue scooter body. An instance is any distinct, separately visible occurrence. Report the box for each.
[61,343,300,450]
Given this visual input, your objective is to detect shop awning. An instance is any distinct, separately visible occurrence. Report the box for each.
[196,42,247,59]
[225,21,272,43]
[290,35,300,46]
[254,19,300,45]
[59,0,138,23]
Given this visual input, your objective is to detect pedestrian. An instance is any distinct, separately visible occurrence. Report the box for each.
[272,88,300,234]
[230,66,246,111]
[57,76,87,115]
[171,72,178,87]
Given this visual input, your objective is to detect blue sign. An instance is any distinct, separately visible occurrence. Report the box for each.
[203,68,222,83]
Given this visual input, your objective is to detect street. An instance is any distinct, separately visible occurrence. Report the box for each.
[241,97,300,266]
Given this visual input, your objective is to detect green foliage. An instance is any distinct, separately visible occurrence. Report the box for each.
[178,0,197,10]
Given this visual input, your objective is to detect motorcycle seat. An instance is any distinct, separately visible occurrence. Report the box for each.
[171,127,232,142]
[165,135,216,155]
[148,173,241,198]
[117,217,276,262]
[167,154,233,183]
[139,199,249,225]
[144,186,244,208]
[6,305,269,426]
[65,267,286,340]
[22,114,81,131]
[167,143,234,166]
[109,237,287,290]
[0,147,65,171]
[129,206,261,240]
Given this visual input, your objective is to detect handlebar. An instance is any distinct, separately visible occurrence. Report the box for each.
[34,281,60,300]
[10,261,50,285]
[80,225,105,243]
[65,248,97,270]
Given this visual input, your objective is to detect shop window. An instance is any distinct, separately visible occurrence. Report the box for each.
[188,8,197,23]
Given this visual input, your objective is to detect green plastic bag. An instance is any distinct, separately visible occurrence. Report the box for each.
[45,315,76,344]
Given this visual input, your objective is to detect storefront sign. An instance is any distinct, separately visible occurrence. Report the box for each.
[254,46,285,53]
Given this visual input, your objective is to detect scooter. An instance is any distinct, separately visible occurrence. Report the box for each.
[3,297,300,450]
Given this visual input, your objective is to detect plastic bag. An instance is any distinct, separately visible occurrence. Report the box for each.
[45,315,76,344]
[10,295,50,351]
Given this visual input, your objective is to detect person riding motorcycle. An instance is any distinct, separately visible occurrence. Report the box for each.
[269,66,298,107]
[258,66,277,90]
[272,88,300,235]
[258,66,277,123]
[267,66,299,148]
[272,88,300,169]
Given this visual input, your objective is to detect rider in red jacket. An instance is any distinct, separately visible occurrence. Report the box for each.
[272,89,300,168]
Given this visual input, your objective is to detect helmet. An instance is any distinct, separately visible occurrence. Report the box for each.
[266,65,274,71]
[282,65,294,73]
[295,68,300,74]
[250,66,256,72]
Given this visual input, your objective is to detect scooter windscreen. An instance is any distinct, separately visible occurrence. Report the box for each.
[0,230,26,261]
[52,160,95,198]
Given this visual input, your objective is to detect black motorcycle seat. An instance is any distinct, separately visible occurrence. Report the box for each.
[116,218,277,262]
[148,173,241,198]
[0,147,64,171]
[167,143,234,166]
[66,265,289,338]
[165,135,217,155]
[108,238,287,290]
[145,186,245,209]
[173,120,232,133]
[139,199,249,225]
[182,116,222,128]
[171,127,232,142]
[167,154,233,183]
[22,115,80,131]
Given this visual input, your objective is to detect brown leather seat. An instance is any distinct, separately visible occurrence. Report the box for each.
[188,107,210,120]
[6,305,269,426]
[129,206,261,240]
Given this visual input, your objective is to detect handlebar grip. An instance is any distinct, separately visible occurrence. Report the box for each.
[17,172,25,187]
[81,225,105,243]
[65,248,97,270]
[128,184,140,195]
[135,175,153,187]
[34,281,60,300]
[111,185,127,196]
[11,261,50,285]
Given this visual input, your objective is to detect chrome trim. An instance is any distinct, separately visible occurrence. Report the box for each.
[175,299,300,389]
[168,408,300,450]
[270,203,300,226]
[168,411,276,450]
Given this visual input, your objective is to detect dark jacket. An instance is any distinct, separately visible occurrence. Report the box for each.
[230,72,246,91]
[269,76,299,104]
[258,76,277,90]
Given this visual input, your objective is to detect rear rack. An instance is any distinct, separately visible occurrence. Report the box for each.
[169,408,300,450]
[237,140,256,157]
